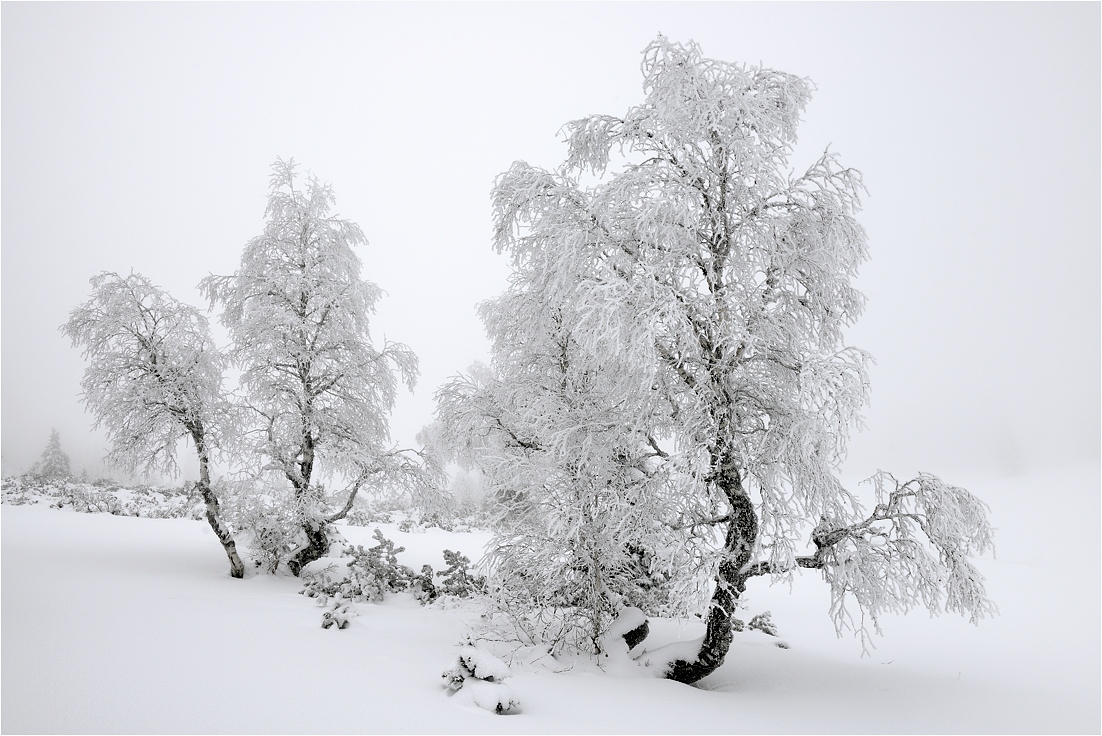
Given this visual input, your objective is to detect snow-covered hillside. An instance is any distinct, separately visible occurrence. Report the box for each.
[3,464,1098,733]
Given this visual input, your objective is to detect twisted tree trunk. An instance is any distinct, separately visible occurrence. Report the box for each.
[285,420,331,577]
[287,518,331,576]
[665,479,757,684]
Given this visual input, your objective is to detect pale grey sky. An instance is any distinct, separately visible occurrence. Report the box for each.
[3,2,1098,482]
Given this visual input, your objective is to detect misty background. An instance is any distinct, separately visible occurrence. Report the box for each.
[3,2,1098,485]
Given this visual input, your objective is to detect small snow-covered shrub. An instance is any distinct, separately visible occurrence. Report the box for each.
[320,602,355,630]
[301,530,417,604]
[442,647,520,715]
[55,484,123,514]
[411,564,438,603]
[748,611,779,637]
[466,594,595,658]
[344,507,394,527]
[1,475,50,506]
[398,510,467,533]
[351,529,417,599]
[119,484,205,520]
[339,495,411,528]
[229,489,307,574]
[439,549,485,598]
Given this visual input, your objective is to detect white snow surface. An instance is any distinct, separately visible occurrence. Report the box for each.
[3,464,1099,733]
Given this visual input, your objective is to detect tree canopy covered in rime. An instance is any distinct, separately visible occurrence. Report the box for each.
[62,271,244,577]
[63,272,229,478]
[201,160,417,486]
[201,159,432,573]
[437,35,994,680]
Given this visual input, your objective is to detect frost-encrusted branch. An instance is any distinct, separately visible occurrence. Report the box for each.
[747,472,997,653]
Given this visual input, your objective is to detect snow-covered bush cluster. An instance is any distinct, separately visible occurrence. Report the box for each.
[442,647,521,715]
[300,530,484,627]
[2,475,205,520]
[307,529,423,604]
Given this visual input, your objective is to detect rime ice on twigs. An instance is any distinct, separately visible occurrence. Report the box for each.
[434,34,995,684]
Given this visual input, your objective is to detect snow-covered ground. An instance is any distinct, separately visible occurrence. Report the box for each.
[3,464,1098,733]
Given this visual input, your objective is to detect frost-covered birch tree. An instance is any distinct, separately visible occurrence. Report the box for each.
[450,36,995,683]
[436,300,688,654]
[201,159,431,575]
[62,272,245,578]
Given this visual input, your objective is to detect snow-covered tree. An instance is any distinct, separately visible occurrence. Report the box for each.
[449,36,995,682]
[201,159,432,575]
[33,428,71,479]
[435,295,690,653]
[62,272,245,578]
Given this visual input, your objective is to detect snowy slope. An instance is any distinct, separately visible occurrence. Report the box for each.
[3,465,1098,734]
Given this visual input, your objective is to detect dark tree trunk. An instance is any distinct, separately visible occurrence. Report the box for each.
[287,519,330,576]
[284,422,329,577]
[665,470,758,684]
[197,480,246,579]
[623,619,650,650]
[192,433,245,579]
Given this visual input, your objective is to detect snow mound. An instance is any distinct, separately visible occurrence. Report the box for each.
[442,646,520,714]
[447,646,511,683]
[595,607,653,674]
[606,606,648,641]
[452,678,521,715]
[638,637,704,676]
[321,606,353,630]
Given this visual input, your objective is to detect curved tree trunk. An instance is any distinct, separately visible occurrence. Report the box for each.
[287,519,331,576]
[665,470,758,684]
[197,480,246,579]
[193,434,245,579]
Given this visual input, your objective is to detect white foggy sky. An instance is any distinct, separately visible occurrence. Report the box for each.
[2,2,1098,482]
